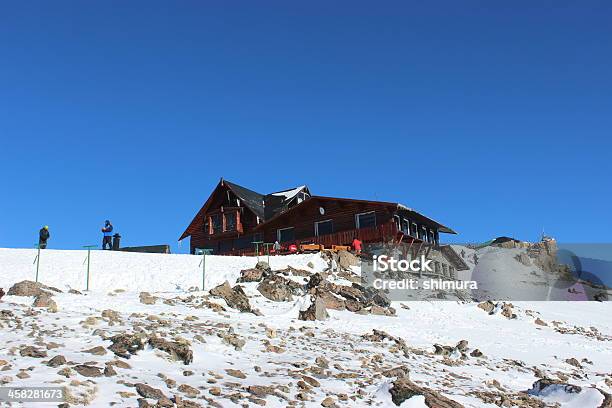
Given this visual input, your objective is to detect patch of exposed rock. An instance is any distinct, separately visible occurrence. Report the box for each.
[209,281,259,314]
[8,280,61,297]
[298,296,328,321]
[108,333,147,358]
[257,275,302,302]
[149,336,193,365]
[389,378,464,407]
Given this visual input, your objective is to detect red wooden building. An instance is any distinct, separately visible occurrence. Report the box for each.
[179,178,456,255]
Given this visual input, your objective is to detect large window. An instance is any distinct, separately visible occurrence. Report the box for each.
[225,212,237,231]
[211,214,222,234]
[402,218,410,235]
[355,211,376,229]
[315,220,333,236]
[277,227,295,243]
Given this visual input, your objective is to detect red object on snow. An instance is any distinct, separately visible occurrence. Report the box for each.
[352,238,362,252]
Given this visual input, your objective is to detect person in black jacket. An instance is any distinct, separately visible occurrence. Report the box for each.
[39,225,50,249]
[102,220,113,250]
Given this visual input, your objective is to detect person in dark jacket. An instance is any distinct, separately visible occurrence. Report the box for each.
[39,225,50,249]
[102,220,113,250]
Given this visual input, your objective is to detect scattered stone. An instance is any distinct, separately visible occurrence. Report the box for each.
[74,364,103,377]
[20,346,47,358]
[32,293,58,311]
[108,333,147,358]
[82,346,107,356]
[534,318,547,326]
[148,336,193,365]
[237,268,265,283]
[103,365,117,377]
[382,366,410,379]
[255,261,271,273]
[321,396,336,407]
[135,383,167,400]
[178,384,200,397]
[225,369,246,379]
[139,292,158,305]
[565,358,582,368]
[337,250,359,269]
[389,378,464,407]
[46,355,67,367]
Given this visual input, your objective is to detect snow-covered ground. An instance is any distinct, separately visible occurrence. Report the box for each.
[0,247,610,407]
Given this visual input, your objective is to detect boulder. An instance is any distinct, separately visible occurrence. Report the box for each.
[257,275,301,302]
[32,293,57,310]
[20,346,47,358]
[135,383,167,400]
[8,281,61,297]
[389,378,464,407]
[299,296,328,321]
[74,365,103,377]
[338,250,359,269]
[237,268,265,283]
[108,333,147,358]
[255,261,271,273]
[209,281,256,314]
[46,355,67,367]
[148,337,193,365]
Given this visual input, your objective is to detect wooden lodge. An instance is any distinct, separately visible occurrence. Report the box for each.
[179,178,456,255]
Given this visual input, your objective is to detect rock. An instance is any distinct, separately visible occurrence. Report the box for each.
[315,356,329,368]
[255,261,271,273]
[257,275,301,302]
[247,385,277,397]
[7,280,61,297]
[237,268,265,283]
[101,309,121,321]
[108,333,147,358]
[68,289,82,295]
[299,296,328,321]
[302,375,320,387]
[32,293,57,311]
[565,358,582,368]
[46,355,67,367]
[500,303,516,319]
[136,383,167,400]
[307,261,315,269]
[103,365,117,377]
[382,366,410,379]
[178,384,200,397]
[225,369,246,379]
[157,397,174,407]
[20,346,47,358]
[139,292,157,305]
[209,387,221,396]
[209,281,256,313]
[534,318,547,326]
[74,364,103,377]
[148,337,193,365]
[456,340,469,352]
[477,301,495,314]
[57,368,72,378]
[338,250,359,269]
[16,371,30,379]
[219,331,246,351]
[321,396,336,407]
[317,291,345,310]
[389,378,464,407]
[0,288,4,301]
[470,349,483,358]
[433,344,454,356]
[82,346,107,356]
[306,273,325,290]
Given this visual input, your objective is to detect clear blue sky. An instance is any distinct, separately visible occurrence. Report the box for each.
[1,1,610,252]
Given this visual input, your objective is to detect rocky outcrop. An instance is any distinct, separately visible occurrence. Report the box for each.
[237,268,265,283]
[210,281,258,314]
[337,250,359,269]
[257,275,302,302]
[139,292,158,305]
[298,296,328,321]
[389,378,464,407]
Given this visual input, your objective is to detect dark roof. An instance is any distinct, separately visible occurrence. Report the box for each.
[224,180,265,219]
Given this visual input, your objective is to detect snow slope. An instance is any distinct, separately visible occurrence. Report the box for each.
[0,247,610,408]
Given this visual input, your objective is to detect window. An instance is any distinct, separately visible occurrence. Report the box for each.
[211,214,222,234]
[442,264,448,277]
[402,218,410,235]
[355,211,376,229]
[315,220,333,236]
[225,212,236,231]
[277,227,295,243]
[411,222,418,237]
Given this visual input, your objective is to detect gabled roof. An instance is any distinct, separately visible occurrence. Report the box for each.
[224,180,265,219]
[179,179,265,241]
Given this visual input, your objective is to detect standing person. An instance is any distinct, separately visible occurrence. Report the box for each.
[101,220,113,250]
[351,236,362,255]
[38,225,50,249]
[273,240,281,255]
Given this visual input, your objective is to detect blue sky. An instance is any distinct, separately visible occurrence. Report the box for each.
[1,1,610,252]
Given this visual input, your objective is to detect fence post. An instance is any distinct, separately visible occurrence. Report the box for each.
[83,245,97,291]
[251,241,263,262]
[33,244,41,283]
[198,249,213,291]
